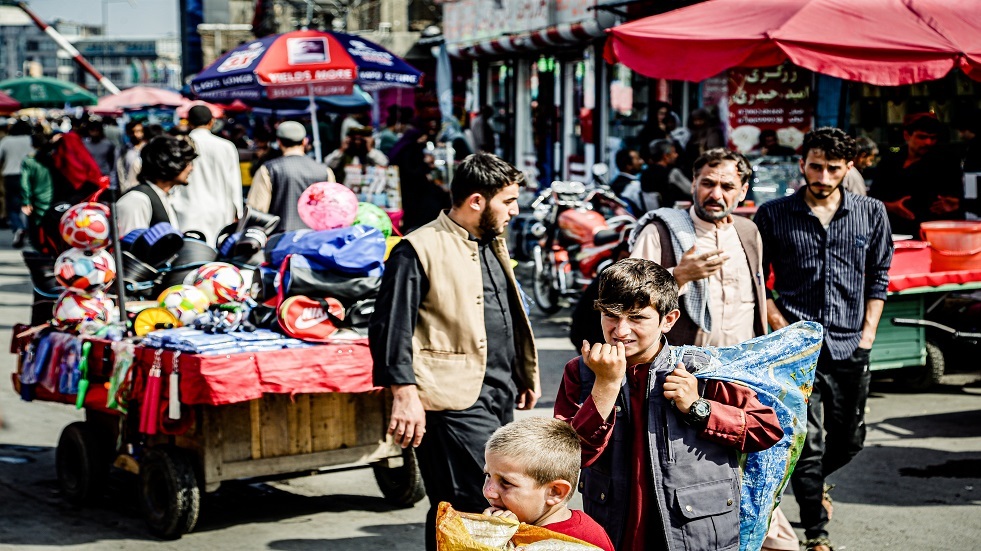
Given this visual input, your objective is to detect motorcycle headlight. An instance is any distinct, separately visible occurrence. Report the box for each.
[532,207,548,221]
[529,222,547,238]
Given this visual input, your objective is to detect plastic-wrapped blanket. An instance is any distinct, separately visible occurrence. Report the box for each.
[674,321,822,551]
[435,502,600,550]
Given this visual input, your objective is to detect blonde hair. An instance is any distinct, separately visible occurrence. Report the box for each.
[486,417,582,492]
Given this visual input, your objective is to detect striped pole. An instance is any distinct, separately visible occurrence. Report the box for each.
[17,2,121,95]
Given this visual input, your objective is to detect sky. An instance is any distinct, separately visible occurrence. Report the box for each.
[27,0,179,37]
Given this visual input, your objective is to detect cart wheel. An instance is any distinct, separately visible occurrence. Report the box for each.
[372,448,426,507]
[899,340,945,391]
[139,446,200,539]
[56,421,111,506]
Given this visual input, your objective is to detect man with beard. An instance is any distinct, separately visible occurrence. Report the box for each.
[755,128,893,551]
[117,135,197,236]
[629,147,767,347]
[369,152,540,551]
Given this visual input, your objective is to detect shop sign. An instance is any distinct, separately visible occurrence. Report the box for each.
[444,0,596,43]
[727,65,813,154]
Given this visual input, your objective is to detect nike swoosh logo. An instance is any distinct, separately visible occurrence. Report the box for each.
[294,307,329,330]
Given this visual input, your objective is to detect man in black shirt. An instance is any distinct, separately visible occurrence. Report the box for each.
[369,153,539,550]
[755,128,893,551]
[870,112,962,236]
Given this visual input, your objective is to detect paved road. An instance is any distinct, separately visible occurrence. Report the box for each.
[1,242,979,550]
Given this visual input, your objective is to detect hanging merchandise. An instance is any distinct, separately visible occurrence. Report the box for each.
[106,341,136,413]
[140,349,163,435]
[168,351,181,420]
[52,290,114,329]
[296,182,360,231]
[74,341,92,409]
[55,247,117,293]
[59,202,112,251]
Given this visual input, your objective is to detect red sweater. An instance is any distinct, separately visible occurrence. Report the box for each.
[546,509,615,551]
[554,357,784,551]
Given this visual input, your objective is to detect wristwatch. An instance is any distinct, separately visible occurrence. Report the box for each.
[686,398,712,425]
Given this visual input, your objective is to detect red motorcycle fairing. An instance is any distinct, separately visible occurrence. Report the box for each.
[557,209,607,246]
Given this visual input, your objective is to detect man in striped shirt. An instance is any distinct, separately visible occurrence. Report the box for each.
[755,128,894,551]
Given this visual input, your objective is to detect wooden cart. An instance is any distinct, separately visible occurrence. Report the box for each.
[13,332,424,540]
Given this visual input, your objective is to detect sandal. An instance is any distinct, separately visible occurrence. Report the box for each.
[803,536,835,551]
[822,484,836,520]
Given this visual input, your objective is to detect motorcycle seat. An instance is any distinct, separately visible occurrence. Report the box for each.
[593,229,621,246]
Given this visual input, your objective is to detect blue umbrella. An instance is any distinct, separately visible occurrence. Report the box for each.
[190,30,422,160]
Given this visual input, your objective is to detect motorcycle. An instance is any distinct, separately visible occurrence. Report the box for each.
[527,174,636,315]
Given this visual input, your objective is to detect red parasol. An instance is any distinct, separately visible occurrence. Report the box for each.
[0,90,20,114]
[605,0,981,86]
[90,86,185,116]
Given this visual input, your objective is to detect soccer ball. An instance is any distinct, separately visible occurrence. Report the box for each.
[157,284,210,326]
[192,262,246,303]
[55,248,116,292]
[52,290,114,327]
[60,202,112,251]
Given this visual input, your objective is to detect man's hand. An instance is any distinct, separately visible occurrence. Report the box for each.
[516,388,539,410]
[662,364,699,414]
[673,247,729,287]
[766,298,790,331]
[482,507,518,521]
[930,195,960,215]
[21,205,32,216]
[389,384,426,448]
[884,196,915,220]
[581,340,627,385]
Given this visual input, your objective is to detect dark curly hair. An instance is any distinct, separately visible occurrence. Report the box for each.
[139,135,197,184]
[800,127,856,162]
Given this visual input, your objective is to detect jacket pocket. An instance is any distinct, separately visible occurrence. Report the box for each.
[415,350,470,409]
[674,479,740,550]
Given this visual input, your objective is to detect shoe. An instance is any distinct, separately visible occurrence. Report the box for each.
[12,229,25,249]
[822,483,835,521]
[803,536,835,551]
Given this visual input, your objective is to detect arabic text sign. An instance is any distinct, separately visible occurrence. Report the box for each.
[727,66,813,154]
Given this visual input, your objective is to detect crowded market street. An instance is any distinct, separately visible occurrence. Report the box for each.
[1,237,980,549]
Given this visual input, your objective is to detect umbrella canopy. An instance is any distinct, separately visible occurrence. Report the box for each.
[91,86,185,115]
[190,29,423,102]
[605,0,981,86]
[0,91,20,114]
[0,76,98,108]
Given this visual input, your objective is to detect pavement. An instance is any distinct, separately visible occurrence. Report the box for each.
[0,239,980,549]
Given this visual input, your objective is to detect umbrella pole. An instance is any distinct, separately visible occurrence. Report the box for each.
[308,84,322,162]
[105,183,129,333]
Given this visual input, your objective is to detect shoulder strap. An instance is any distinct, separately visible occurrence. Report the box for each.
[127,183,172,227]
[731,216,766,336]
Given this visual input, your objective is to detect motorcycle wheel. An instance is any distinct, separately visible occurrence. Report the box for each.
[532,245,562,315]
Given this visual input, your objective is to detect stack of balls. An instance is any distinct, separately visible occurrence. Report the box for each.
[297,182,394,237]
[52,202,117,328]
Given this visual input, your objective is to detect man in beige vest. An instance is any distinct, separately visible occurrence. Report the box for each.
[369,152,540,551]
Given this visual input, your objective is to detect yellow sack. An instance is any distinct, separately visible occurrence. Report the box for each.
[435,502,601,550]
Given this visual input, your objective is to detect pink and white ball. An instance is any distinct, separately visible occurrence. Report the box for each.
[297,182,359,231]
[52,290,115,327]
[59,202,112,251]
[192,262,246,303]
[55,248,116,293]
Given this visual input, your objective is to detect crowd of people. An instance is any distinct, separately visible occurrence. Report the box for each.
[0,98,975,551]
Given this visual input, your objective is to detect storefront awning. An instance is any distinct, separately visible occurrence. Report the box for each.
[446,19,608,59]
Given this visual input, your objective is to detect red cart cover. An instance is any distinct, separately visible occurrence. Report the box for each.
[132,340,376,406]
[887,269,981,293]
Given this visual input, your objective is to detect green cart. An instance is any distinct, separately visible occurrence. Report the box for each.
[871,280,981,390]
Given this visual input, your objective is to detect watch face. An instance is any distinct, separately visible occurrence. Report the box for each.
[693,400,711,417]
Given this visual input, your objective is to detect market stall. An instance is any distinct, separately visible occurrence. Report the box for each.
[11,182,416,539]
